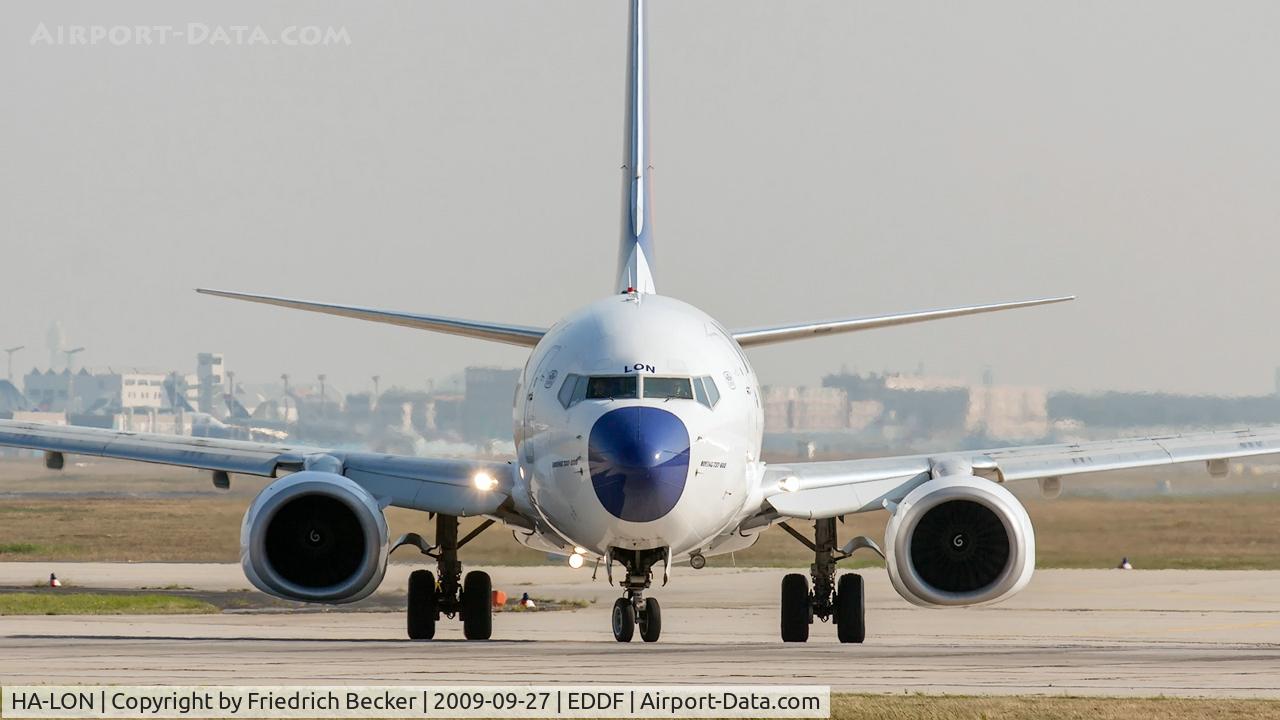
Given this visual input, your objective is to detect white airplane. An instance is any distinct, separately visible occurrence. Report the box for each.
[4,0,1280,644]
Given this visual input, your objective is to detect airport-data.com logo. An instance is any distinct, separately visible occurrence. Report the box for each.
[30,23,352,47]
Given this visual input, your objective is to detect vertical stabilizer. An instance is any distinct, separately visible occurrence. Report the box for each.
[617,0,656,294]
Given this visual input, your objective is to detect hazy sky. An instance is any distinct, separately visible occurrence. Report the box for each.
[3,1,1280,398]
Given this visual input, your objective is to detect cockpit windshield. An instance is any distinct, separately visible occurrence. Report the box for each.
[559,374,721,410]
[585,376,638,400]
[643,377,693,400]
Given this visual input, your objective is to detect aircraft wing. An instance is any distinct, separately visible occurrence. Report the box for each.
[0,420,516,519]
[196,289,546,348]
[731,296,1073,348]
[759,426,1280,521]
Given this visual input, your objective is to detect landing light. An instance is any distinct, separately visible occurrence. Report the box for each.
[574,546,587,555]
[779,476,800,493]
[568,552,585,569]
[473,471,498,492]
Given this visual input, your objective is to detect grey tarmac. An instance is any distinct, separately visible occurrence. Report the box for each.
[0,564,1277,697]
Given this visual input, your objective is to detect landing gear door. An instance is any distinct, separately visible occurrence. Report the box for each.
[522,345,560,463]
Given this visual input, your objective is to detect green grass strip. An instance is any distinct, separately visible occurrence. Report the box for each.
[0,592,218,616]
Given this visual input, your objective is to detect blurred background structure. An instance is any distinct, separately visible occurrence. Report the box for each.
[7,336,1280,472]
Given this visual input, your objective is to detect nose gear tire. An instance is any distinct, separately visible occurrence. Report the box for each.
[639,597,662,642]
[612,597,637,642]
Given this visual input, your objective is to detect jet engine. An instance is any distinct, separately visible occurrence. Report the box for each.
[884,474,1034,607]
[240,471,389,603]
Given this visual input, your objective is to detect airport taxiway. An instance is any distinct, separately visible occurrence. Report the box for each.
[0,564,1277,697]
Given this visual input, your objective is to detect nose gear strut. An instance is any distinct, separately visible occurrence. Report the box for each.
[608,547,667,642]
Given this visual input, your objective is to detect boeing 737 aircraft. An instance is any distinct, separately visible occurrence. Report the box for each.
[4,0,1280,644]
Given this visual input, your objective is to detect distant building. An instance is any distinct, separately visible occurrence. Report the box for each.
[462,367,519,442]
[820,371,1050,442]
[100,371,168,411]
[376,390,438,435]
[824,372,969,437]
[344,392,374,421]
[23,368,166,414]
[763,386,849,432]
[23,369,71,411]
[431,394,465,436]
[762,387,792,431]
[847,400,885,432]
[196,353,225,414]
[966,384,1049,441]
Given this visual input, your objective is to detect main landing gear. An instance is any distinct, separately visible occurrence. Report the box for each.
[609,548,665,643]
[399,514,496,641]
[778,517,878,644]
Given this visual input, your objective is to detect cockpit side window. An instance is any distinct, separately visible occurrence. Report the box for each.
[643,377,693,400]
[696,375,721,408]
[585,375,638,400]
[557,374,582,408]
[693,377,710,406]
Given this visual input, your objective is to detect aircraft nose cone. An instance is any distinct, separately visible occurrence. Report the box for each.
[588,406,690,522]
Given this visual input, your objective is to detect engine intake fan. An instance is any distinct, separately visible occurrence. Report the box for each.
[240,470,389,603]
[884,474,1034,607]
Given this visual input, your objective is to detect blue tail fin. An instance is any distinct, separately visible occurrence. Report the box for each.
[617,0,656,294]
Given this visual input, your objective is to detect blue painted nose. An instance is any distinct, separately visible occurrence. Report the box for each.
[589,406,690,522]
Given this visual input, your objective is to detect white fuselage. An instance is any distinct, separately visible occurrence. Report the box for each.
[511,293,765,560]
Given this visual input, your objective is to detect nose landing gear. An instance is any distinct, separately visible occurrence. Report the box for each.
[609,547,666,642]
[778,517,877,643]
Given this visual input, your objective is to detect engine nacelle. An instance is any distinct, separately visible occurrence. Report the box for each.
[884,475,1034,608]
[240,471,389,603]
